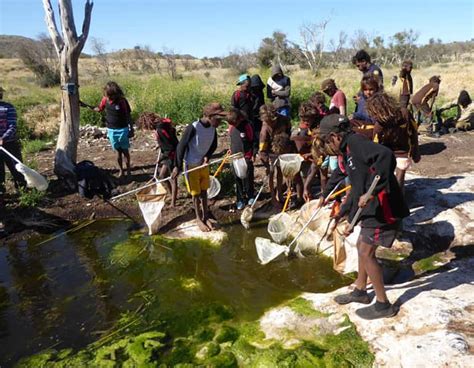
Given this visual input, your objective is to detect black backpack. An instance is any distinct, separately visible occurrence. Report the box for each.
[75,160,115,200]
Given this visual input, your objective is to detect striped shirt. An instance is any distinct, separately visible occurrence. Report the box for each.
[0,101,17,142]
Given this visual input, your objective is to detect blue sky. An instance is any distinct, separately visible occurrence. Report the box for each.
[1,0,473,57]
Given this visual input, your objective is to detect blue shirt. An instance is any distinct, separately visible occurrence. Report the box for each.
[0,101,17,142]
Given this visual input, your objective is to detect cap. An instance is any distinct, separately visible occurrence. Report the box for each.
[319,114,350,135]
[203,102,227,118]
[237,74,250,85]
[321,79,336,92]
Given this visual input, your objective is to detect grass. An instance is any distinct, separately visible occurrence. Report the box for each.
[18,187,45,208]
[2,57,473,141]
[22,139,50,154]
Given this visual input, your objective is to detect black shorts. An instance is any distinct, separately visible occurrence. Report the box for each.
[359,222,400,248]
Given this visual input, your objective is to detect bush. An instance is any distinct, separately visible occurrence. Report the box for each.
[18,188,45,208]
[22,139,50,154]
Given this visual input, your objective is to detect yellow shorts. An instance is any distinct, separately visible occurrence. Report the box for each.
[185,165,209,196]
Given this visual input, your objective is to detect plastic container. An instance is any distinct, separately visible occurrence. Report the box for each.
[232,156,248,179]
[279,154,304,179]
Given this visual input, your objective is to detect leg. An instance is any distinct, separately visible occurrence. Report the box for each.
[395,168,406,190]
[170,175,178,208]
[357,241,388,303]
[159,164,172,194]
[2,140,26,189]
[245,159,255,202]
[116,149,124,177]
[123,149,131,176]
[276,166,284,203]
[193,194,209,232]
[294,173,304,206]
[0,151,7,193]
[201,190,217,230]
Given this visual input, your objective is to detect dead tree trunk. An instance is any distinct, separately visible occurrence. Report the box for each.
[42,0,93,188]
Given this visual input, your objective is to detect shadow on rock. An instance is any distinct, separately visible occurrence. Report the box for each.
[418,141,447,156]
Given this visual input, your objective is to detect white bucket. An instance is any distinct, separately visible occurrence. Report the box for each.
[232,157,248,179]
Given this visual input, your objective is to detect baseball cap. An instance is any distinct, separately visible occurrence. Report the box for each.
[237,74,250,85]
[203,102,227,118]
[319,114,350,135]
[321,79,336,91]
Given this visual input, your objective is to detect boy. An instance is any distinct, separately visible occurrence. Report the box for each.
[173,103,227,232]
[250,74,266,154]
[436,90,473,133]
[267,65,291,117]
[309,91,329,120]
[259,104,291,207]
[398,60,413,110]
[0,86,26,195]
[321,79,347,116]
[352,49,384,89]
[317,114,409,319]
[411,76,441,135]
[227,108,255,210]
[231,74,254,123]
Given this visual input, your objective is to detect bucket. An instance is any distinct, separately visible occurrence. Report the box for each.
[267,212,293,243]
[279,154,304,179]
[232,157,248,179]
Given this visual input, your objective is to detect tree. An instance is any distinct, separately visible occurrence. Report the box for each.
[296,20,330,73]
[42,0,93,187]
[90,37,110,75]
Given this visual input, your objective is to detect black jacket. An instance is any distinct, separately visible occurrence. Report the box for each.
[323,132,409,227]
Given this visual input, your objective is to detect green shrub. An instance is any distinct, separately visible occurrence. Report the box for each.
[22,139,50,154]
[18,188,45,208]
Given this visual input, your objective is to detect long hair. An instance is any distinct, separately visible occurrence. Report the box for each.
[360,76,380,93]
[136,112,161,130]
[299,101,319,128]
[458,90,472,107]
[366,92,402,125]
[259,104,278,126]
[104,81,124,101]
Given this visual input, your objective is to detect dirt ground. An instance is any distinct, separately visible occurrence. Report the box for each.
[1,129,473,243]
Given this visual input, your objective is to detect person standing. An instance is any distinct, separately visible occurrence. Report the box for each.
[250,74,266,154]
[398,60,414,110]
[352,50,384,89]
[231,74,254,122]
[173,103,227,232]
[317,114,409,319]
[0,86,26,195]
[321,79,347,116]
[267,65,291,117]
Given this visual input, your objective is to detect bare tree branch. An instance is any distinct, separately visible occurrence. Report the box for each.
[76,0,94,52]
[58,0,78,48]
[42,0,64,56]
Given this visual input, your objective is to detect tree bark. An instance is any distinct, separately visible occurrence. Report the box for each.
[42,0,93,188]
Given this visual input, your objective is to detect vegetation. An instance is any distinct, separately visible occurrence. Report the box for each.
[18,187,46,208]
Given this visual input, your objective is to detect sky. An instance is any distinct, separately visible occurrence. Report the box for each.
[0,0,473,58]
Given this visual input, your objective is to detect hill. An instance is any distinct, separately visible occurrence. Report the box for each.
[0,35,39,58]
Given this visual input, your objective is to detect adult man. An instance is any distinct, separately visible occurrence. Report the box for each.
[0,86,26,195]
[266,65,291,117]
[352,50,384,89]
[398,60,414,110]
[317,114,409,319]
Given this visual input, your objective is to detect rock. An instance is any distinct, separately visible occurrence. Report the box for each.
[164,219,227,246]
[80,124,107,140]
[301,256,474,367]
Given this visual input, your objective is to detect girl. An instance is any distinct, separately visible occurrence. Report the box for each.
[366,92,420,189]
[83,82,134,178]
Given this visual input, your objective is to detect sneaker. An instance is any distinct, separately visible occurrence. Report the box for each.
[334,288,372,305]
[236,201,245,210]
[247,198,255,206]
[355,301,398,320]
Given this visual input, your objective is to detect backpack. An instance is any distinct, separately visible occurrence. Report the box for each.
[75,160,115,200]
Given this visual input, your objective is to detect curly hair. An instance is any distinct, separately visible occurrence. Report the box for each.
[259,104,278,126]
[360,76,380,92]
[227,107,246,126]
[272,133,293,155]
[103,81,124,101]
[366,92,402,125]
[299,102,319,128]
[309,91,326,106]
[136,112,162,130]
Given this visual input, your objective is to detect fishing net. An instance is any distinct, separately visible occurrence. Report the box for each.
[278,154,303,178]
[255,237,289,265]
[240,207,253,229]
[207,176,221,199]
[15,163,48,191]
[136,182,167,235]
[267,212,293,243]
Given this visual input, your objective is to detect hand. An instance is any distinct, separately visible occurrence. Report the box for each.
[203,157,209,164]
[128,128,135,138]
[358,193,372,208]
[0,138,3,146]
[303,190,312,203]
[171,167,179,179]
[316,195,324,209]
[343,223,354,237]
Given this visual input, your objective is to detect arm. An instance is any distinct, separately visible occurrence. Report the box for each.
[230,91,238,108]
[266,82,273,100]
[174,124,195,171]
[1,104,17,142]
[321,163,347,198]
[204,131,218,161]
[303,163,318,201]
[272,79,291,98]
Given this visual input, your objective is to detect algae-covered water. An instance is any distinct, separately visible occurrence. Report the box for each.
[0,219,363,367]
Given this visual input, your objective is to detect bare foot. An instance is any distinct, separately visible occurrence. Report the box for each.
[118,169,124,178]
[206,219,219,230]
[196,219,210,232]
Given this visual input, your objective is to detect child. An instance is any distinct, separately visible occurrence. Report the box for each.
[137,112,179,207]
[250,74,266,154]
[321,79,347,116]
[84,81,134,178]
[366,93,420,189]
[309,91,329,120]
[227,108,255,210]
[231,74,254,123]
[411,75,441,135]
[436,90,473,133]
[317,114,409,319]
[0,86,27,194]
[350,77,380,140]
[398,60,413,110]
[266,65,291,117]
[173,103,227,232]
[259,104,291,207]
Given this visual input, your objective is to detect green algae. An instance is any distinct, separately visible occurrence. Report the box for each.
[413,253,445,274]
[9,220,373,367]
